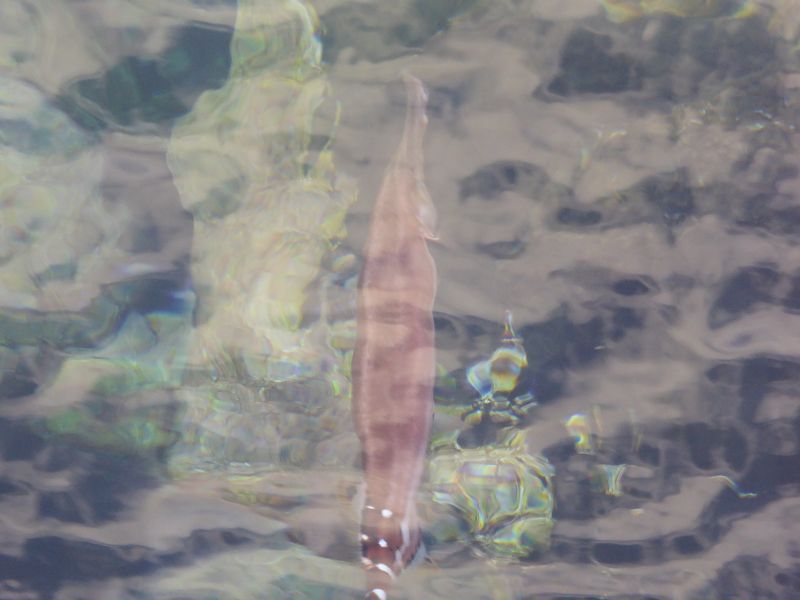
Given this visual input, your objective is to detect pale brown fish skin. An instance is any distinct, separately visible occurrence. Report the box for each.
[351,74,437,600]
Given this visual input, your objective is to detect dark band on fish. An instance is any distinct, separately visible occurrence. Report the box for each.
[361,300,434,327]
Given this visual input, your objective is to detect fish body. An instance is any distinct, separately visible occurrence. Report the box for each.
[351,74,437,600]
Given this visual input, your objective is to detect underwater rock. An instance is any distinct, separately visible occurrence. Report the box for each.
[166,0,358,474]
[547,29,642,96]
[429,430,555,558]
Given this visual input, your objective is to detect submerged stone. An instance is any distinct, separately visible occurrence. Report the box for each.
[429,430,555,558]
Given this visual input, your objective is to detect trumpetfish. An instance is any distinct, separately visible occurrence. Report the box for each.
[351,74,437,600]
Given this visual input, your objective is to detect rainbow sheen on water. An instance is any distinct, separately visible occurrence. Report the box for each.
[165,0,357,475]
[462,311,536,426]
[596,464,626,496]
[565,412,594,454]
[600,0,757,23]
[429,430,555,557]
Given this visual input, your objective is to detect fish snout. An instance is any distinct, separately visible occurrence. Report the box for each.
[363,560,396,600]
[365,586,389,600]
[361,544,397,600]
[360,504,421,599]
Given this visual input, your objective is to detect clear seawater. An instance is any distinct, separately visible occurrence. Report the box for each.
[1,1,800,598]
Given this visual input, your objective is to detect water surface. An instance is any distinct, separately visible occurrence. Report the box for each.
[1,1,800,598]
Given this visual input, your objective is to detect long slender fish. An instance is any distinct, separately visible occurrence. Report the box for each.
[351,74,437,600]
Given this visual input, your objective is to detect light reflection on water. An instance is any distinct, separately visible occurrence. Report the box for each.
[1,0,800,598]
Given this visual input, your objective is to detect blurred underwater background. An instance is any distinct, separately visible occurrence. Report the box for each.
[1,0,800,598]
